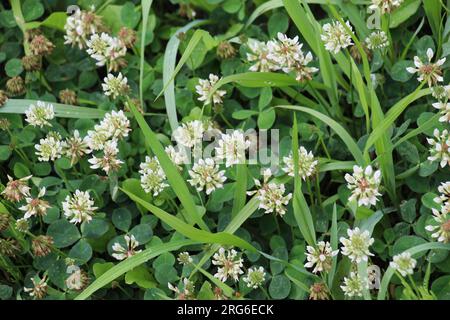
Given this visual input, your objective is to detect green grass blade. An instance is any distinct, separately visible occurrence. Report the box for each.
[157,29,212,100]
[75,239,197,300]
[196,265,234,298]
[328,204,338,288]
[1,99,106,118]
[245,0,283,28]
[128,101,209,231]
[364,86,429,152]
[292,116,316,246]
[378,242,450,300]
[163,19,209,132]
[231,164,247,218]
[277,105,365,165]
[423,0,442,41]
[121,188,256,251]
[139,0,154,106]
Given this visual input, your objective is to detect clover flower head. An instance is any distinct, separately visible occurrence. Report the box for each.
[139,156,168,196]
[195,74,226,106]
[102,73,130,99]
[341,272,368,297]
[321,20,354,54]
[112,234,142,260]
[25,101,54,128]
[406,48,446,87]
[390,252,417,277]
[345,165,382,207]
[282,146,318,180]
[427,129,450,168]
[340,227,374,263]
[19,188,50,220]
[62,190,98,224]
[365,31,389,50]
[243,266,266,289]
[212,247,244,282]
[173,120,205,148]
[188,158,227,195]
[305,241,339,274]
[215,130,251,167]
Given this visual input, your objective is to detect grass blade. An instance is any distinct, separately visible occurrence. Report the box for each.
[328,204,338,288]
[163,19,209,132]
[139,0,154,106]
[75,239,197,300]
[277,105,365,165]
[292,116,316,246]
[1,99,106,118]
[128,101,209,231]
[121,188,256,251]
[231,164,247,218]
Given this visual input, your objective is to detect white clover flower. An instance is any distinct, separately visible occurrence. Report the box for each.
[292,51,319,82]
[282,146,318,180]
[425,208,450,243]
[99,110,131,139]
[321,20,354,54]
[434,181,450,213]
[243,266,266,289]
[340,227,374,263]
[432,102,450,123]
[173,120,205,148]
[212,247,244,282]
[369,0,404,14]
[427,129,450,168]
[165,145,189,168]
[247,168,292,217]
[25,101,54,128]
[367,264,381,290]
[35,133,63,162]
[345,165,382,207]
[365,31,389,50]
[341,272,368,298]
[215,130,251,167]
[139,156,168,196]
[86,32,112,66]
[112,235,142,260]
[267,33,303,71]
[188,158,226,195]
[168,278,195,300]
[88,139,123,174]
[1,175,32,202]
[406,48,446,87]
[390,252,417,277]
[64,8,104,49]
[304,241,339,274]
[102,73,130,99]
[104,36,127,71]
[177,252,193,265]
[62,130,91,165]
[24,275,48,300]
[246,39,276,72]
[431,85,450,101]
[85,128,110,151]
[19,188,50,220]
[195,74,226,106]
[62,190,97,224]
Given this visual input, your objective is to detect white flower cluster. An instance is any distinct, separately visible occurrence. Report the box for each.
[247,168,292,217]
[139,156,168,196]
[340,227,374,263]
[212,247,244,282]
[188,158,226,195]
[369,0,404,14]
[426,182,450,243]
[86,33,127,72]
[390,252,416,277]
[25,101,54,128]
[112,234,142,260]
[19,187,50,220]
[365,31,389,50]
[282,146,318,180]
[62,190,97,224]
[195,74,227,106]
[345,165,382,208]
[102,73,130,99]
[427,129,450,168]
[321,20,354,54]
[304,241,338,274]
[407,48,446,88]
[64,7,104,49]
[215,130,251,167]
[35,132,63,162]
[246,33,318,81]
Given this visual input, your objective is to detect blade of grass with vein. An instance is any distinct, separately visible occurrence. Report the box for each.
[139,0,153,106]
[245,0,283,28]
[319,160,356,172]
[128,101,209,231]
[121,188,256,251]
[157,29,212,100]
[163,19,209,132]
[391,113,441,151]
[213,72,303,89]
[277,105,365,165]
[2,99,106,118]
[328,204,338,288]
[365,86,430,152]
[292,116,316,246]
[232,164,247,218]
[378,242,450,300]
[75,239,197,300]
